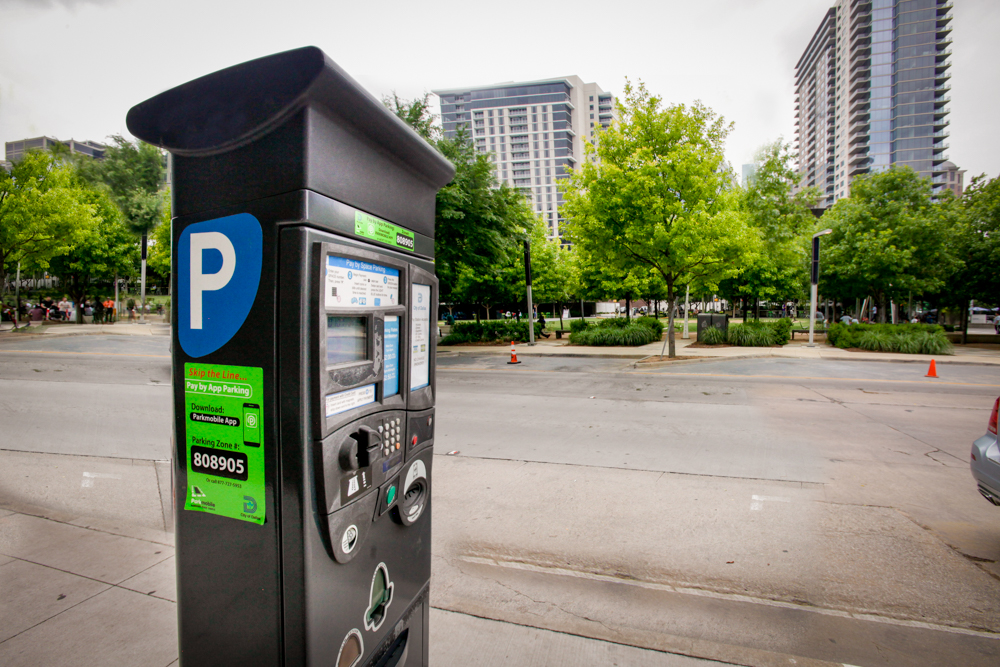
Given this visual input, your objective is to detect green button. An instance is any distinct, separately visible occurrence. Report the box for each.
[386,485,397,505]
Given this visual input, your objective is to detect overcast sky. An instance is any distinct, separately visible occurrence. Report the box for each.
[2,0,997,180]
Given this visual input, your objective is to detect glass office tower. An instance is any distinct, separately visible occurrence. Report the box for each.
[795,0,953,206]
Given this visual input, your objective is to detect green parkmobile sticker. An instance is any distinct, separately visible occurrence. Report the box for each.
[355,211,415,252]
[183,363,265,525]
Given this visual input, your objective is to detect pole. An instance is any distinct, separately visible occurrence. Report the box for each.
[14,262,21,330]
[524,240,534,346]
[114,273,119,324]
[140,233,147,324]
[682,285,691,339]
[808,229,831,347]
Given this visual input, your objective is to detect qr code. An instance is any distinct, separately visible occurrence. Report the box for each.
[331,287,338,297]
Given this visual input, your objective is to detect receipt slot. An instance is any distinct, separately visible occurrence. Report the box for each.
[127,47,453,667]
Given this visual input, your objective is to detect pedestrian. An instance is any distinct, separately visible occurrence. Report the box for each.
[538,312,549,338]
[58,295,70,319]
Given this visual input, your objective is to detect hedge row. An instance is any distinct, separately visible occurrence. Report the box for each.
[439,319,543,345]
[827,322,952,354]
[715,318,793,347]
[569,316,664,346]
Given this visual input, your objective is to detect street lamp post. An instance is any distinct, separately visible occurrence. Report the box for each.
[808,229,833,347]
[524,240,535,346]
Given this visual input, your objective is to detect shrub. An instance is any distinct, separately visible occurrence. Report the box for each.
[449,319,542,343]
[570,323,658,346]
[597,317,630,329]
[771,318,793,345]
[726,322,776,347]
[439,333,470,346]
[634,316,664,337]
[701,326,725,345]
[858,330,893,352]
[569,318,590,333]
[917,330,954,355]
[826,322,948,354]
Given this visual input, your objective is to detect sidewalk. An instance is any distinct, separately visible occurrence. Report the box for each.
[0,321,170,337]
[441,334,1000,365]
[0,502,731,667]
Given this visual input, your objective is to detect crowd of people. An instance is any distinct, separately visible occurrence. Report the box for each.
[0,295,163,328]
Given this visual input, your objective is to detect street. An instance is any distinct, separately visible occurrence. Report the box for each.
[1,335,999,665]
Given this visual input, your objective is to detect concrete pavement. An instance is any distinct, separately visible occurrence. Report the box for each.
[3,330,1000,665]
[0,501,732,667]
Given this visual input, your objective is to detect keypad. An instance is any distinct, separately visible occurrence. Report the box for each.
[379,415,402,456]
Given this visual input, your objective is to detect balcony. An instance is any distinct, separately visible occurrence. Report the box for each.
[933,142,950,151]
[850,75,870,92]
[933,129,949,138]
[935,95,951,104]
[849,141,869,156]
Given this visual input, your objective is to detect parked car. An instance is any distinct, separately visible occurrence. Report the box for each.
[971,397,1000,506]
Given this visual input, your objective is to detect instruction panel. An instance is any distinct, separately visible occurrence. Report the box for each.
[183,363,266,525]
[410,284,430,390]
[326,256,399,310]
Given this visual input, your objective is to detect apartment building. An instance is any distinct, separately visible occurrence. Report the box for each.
[5,136,106,163]
[794,0,954,207]
[434,77,616,241]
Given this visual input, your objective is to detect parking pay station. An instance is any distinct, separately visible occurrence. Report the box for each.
[126,47,454,667]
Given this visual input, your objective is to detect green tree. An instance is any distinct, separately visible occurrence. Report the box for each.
[821,167,958,322]
[724,140,819,319]
[77,135,165,313]
[562,80,759,357]
[48,190,138,323]
[147,194,172,288]
[382,93,440,141]
[1,152,95,287]
[923,174,1000,339]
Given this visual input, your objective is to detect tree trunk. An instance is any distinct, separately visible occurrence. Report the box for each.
[558,302,564,331]
[625,296,631,321]
[961,301,969,345]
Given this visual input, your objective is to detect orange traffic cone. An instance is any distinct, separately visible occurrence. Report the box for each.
[926,359,938,378]
[507,341,521,365]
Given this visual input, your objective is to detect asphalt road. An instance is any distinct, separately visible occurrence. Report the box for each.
[2,336,999,665]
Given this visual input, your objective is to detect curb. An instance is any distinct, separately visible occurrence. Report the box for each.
[440,346,1000,366]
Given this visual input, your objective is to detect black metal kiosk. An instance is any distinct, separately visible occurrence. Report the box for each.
[126,47,454,667]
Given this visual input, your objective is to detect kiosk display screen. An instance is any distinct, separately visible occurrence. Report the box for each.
[326,256,399,310]
[327,317,367,365]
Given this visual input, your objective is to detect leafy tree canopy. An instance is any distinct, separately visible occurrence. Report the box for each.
[76,134,165,236]
[0,151,96,276]
[48,189,138,321]
[562,79,759,356]
[821,167,960,320]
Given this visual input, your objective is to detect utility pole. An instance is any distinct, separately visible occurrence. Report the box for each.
[140,234,147,324]
[524,240,534,345]
[809,229,832,347]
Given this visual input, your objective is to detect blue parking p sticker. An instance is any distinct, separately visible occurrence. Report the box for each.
[177,213,263,358]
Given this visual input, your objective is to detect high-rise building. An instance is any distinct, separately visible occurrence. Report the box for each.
[5,136,106,163]
[434,77,616,241]
[794,0,953,207]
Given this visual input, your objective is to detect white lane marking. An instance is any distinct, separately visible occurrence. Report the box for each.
[81,472,122,488]
[750,494,790,510]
